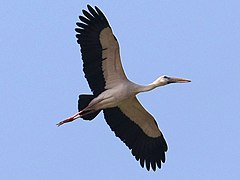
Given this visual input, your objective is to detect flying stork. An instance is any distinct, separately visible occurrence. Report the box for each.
[57,5,191,171]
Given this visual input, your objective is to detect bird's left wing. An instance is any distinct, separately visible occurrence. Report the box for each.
[75,5,127,95]
[103,97,168,171]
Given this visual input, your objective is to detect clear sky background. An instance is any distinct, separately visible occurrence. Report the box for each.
[1,0,240,179]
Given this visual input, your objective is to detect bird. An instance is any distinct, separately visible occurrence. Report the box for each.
[57,5,191,171]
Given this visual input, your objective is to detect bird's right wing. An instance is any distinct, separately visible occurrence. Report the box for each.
[103,97,168,171]
[75,5,127,96]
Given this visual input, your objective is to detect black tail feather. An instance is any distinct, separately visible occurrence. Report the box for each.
[78,94,100,120]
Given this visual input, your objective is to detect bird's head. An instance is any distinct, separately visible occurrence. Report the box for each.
[153,75,191,87]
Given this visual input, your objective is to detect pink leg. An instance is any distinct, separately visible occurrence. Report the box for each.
[56,111,82,127]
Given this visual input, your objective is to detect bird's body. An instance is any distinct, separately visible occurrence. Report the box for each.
[88,81,136,109]
[57,5,191,171]
[80,81,157,113]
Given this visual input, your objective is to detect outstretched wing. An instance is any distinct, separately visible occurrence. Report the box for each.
[75,5,127,96]
[76,5,168,171]
[103,97,168,171]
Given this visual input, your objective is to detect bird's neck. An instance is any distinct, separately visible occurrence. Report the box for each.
[135,83,158,93]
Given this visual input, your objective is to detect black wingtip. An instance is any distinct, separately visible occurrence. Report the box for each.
[87,4,91,9]
[95,6,105,18]
[95,6,101,13]
[157,160,161,169]
[140,158,144,168]
[104,108,168,171]
[87,4,95,13]
[151,161,156,171]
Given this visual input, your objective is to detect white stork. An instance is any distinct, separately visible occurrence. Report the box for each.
[57,5,191,171]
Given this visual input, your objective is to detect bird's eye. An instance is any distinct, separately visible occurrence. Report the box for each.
[163,76,168,78]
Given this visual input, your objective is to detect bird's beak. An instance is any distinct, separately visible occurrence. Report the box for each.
[168,77,191,83]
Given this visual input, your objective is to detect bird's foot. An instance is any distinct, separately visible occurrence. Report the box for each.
[56,111,81,127]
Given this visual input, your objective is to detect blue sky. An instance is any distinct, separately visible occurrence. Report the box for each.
[1,0,240,179]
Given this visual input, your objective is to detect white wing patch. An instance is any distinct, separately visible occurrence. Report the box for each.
[119,97,162,138]
[100,27,128,89]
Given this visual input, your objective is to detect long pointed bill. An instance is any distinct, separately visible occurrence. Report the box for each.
[168,77,191,83]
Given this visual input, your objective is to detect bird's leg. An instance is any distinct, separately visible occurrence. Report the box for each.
[56,108,97,126]
[57,97,103,126]
[56,112,81,127]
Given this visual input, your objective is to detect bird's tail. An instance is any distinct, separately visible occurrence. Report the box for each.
[78,94,101,120]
